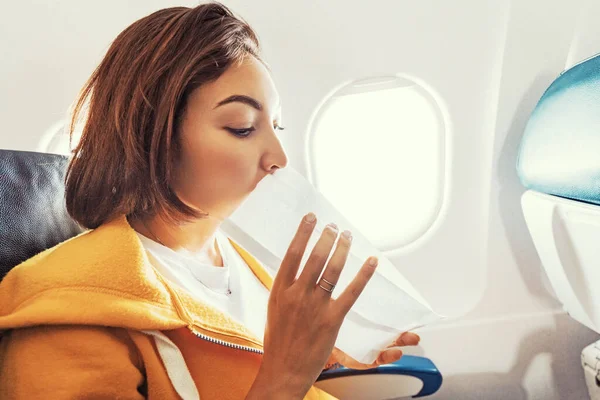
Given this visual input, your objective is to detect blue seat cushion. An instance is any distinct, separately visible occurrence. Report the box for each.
[517,53,600,205]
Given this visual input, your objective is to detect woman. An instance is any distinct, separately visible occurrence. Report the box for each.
[0,3,419,399]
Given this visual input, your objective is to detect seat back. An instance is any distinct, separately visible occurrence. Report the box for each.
[0,150,84,281]
[518,52,600,333]
[517,52,600,205]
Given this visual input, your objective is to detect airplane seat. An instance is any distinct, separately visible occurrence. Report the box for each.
[517,52,600,399]
[0,149,442,399]
[0,150,83,280]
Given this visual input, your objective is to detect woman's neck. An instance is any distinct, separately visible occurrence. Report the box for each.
[128,214,224,267]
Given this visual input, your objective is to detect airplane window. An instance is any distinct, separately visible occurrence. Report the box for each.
[308,76,446,251]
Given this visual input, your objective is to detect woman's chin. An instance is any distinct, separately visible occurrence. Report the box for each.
[215,195,252,220]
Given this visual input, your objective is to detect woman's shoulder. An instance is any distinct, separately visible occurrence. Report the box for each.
[0,216,153,317]
[0,324,145,398]
[11,216,142,276]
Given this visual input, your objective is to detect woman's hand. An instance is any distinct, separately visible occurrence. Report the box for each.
[247,213,381,400]
[324,332,420,370]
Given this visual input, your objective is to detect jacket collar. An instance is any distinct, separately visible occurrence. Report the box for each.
[0,215,273,349]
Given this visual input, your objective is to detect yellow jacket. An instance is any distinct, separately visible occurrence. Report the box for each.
[0,216,337,399]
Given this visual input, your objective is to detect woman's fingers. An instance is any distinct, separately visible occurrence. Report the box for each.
[334,256,379,316]
[274,213,317,290]
[376,348,404,365]
[296,223,339,289]
[385,332,421,348]
[314,229,353,297]
[397,332,420,346]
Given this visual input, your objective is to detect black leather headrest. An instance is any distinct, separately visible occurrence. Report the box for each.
[0,150,84,280]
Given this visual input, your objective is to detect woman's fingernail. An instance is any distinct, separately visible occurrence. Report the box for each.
[326,223,338,232]
[342,230,352,241]
[391,349,403,359]
[305,213,316,223]
[368,257,378,267]
[401,332,420,345]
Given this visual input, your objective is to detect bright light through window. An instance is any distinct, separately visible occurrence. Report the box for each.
[309,78,445,250]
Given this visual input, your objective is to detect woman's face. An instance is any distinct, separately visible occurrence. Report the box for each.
[171,56,288,221]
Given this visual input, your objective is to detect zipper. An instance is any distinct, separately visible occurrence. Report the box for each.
[188,325,264,354]
[147,248,266,355]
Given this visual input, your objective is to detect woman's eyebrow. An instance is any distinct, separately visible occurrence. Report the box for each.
[214,95,263,111]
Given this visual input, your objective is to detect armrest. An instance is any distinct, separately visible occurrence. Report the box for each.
[315,355,442,399]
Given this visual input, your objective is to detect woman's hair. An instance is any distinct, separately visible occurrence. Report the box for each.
[65,2,261,229]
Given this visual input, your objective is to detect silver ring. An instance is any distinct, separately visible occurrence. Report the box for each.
[318,278,336,293]
[321,278,335,287]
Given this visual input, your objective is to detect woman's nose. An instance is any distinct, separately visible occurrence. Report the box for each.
[261,135,288,173]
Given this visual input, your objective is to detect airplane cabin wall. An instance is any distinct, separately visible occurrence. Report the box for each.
[418,0,600,398]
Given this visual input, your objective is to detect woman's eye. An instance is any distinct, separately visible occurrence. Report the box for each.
[274,124,285,131]
[226,127,255,137]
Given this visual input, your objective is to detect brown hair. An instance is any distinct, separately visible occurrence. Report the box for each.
[65,2,261,229]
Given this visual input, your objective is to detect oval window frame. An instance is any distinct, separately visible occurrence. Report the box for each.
[305,74,449,251]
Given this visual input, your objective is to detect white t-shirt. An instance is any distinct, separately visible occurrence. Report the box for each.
[136,230,270,341]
